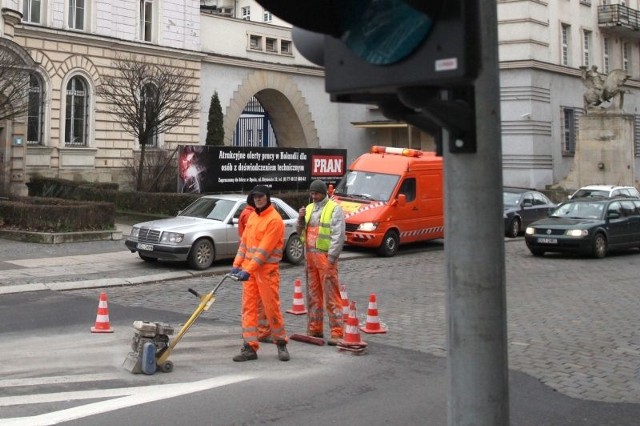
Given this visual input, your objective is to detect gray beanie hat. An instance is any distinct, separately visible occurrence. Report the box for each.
[309,179,327,195]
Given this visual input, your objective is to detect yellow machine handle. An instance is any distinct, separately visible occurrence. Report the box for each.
[156,274,237,366]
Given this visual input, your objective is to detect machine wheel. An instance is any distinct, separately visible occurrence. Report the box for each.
[506,218,521,238]
[284,234,304,265]
[138,252,157,262]
[529,248,545,257]
[377,230,399,257]
[188,239,215,270]
[591,233,607,259]
[159,361,174,373]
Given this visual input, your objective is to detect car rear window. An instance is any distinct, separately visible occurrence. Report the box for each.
[572,189,608,198]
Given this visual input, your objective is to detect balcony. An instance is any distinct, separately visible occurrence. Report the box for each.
[598,5,640,38]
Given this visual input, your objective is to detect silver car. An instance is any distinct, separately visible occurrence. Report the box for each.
[124,194,304,270]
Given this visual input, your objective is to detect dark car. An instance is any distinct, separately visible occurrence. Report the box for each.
[503,187,556,238]
[524,198,640,258]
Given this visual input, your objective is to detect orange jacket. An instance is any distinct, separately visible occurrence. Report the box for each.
[233,204,284,275]
[238,205,255,237]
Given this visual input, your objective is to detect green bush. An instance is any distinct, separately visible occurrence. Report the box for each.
[25,176,316,217]
[0,196,115,232]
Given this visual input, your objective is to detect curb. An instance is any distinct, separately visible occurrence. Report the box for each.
[0,229,123,244]
[0,270,210,295]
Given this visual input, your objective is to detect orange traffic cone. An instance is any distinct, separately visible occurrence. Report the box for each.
[337,301,367,354]
[360,293,387,334]
[340,285,349,322]
[286,279,307,315]
[91,292,113,333]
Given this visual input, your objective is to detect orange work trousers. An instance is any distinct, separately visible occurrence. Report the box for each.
[305,251,343,338]
[240,264,287,351]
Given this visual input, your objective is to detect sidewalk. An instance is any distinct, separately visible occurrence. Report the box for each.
[0,223,219,295]
[0,223,373,295]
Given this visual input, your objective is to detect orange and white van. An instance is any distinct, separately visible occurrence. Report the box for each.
[332,146,443,256]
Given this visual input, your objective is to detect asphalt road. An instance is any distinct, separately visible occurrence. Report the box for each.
[2,236,640,424]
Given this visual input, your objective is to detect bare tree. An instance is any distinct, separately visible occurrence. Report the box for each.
[96,55,199,191]
[0,48,32,122]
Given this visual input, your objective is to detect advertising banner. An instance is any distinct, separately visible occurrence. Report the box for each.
[178,146,347,193]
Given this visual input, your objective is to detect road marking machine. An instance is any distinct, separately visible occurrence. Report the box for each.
[123,273,237,375]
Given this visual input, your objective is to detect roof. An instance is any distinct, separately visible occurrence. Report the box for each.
[577,185,636,190]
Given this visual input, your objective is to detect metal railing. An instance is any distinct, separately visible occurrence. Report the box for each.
[598,4,640,30]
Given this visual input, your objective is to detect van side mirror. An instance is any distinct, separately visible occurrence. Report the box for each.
[607,211,620,219]
[396,194,407,207]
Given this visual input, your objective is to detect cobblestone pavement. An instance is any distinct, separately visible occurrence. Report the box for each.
[66,240,640,404]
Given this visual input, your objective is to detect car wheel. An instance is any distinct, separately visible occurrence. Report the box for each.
[188,238,215,270]
[507,218,521,238]
[591,233,607,259]
[377,230,399,257]
[284,234,304,265]
[529,248,545,257]
[138,253,157,262]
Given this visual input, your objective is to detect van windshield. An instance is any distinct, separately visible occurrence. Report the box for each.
[334,171,400,202]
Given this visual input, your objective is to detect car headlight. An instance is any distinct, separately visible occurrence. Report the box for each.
[130,227,140,238]
[160,232,184,243]
[565,229,588,237]
[357,222,378,232]
[525,227,535,235]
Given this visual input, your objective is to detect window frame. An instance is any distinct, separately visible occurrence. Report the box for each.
[22,0,42,24]
[603,37,610,74]
[249,34,262,51]
[141,82,159,148]
[26,73,44,146]
[623,42,631,73]
[281,40,292,55]
[582,30,592,67]
[68,0,85,30]
[64,75,90,147]
[561,106,583,156]
[561,24,571,66]
[140,0,154,43]
[266,37,277,53]
[241,6,250,20]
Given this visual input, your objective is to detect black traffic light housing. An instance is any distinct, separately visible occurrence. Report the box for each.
[256,0,480,153]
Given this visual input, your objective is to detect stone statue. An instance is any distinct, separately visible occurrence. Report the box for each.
[581,65,630,112]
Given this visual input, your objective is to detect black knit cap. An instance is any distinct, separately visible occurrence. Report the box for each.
[247,185,271,212]
[309,179,327,195]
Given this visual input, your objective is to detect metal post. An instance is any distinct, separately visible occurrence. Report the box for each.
[444,0,509,425]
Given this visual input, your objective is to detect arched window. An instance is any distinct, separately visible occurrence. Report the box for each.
[142,82,158,147]
[27,74,44,145]
[65,76,88,146]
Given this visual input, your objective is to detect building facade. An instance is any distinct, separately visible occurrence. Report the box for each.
[3,1,639,196]
[498,0,640,189]
[0,0,202,195]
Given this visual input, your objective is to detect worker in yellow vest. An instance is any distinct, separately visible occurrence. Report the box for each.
[297,180,346,345]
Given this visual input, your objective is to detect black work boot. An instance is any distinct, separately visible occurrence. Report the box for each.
[276,341,290,362]
[233,343,257,362]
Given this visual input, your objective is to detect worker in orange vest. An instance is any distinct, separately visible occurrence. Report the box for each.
[297,180,346,345]
[231,185,289,362]
[237,196,271,344]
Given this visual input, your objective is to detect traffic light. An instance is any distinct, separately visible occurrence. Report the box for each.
[256,0,480,153]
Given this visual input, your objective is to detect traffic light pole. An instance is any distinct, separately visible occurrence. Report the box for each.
[443,1,509,425]
[258,0,509,422]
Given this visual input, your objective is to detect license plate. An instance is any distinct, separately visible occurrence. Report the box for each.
[137,243,154,251]
[537,237,557,244]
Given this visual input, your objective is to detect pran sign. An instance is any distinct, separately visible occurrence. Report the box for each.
[312,155,344,176]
